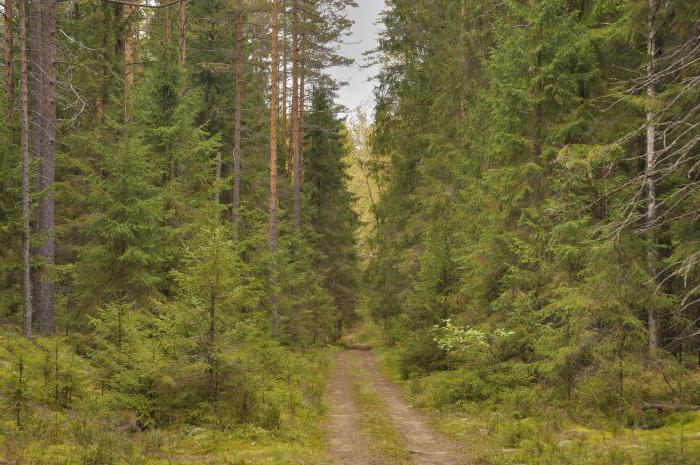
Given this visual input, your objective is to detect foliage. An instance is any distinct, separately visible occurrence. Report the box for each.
[367,0,700,441]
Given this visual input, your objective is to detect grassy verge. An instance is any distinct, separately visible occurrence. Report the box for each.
[372,348,700,465]
[143,422,328,465]
[349,354,413,465]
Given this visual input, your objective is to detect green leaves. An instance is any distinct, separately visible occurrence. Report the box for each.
[368,0,700,423]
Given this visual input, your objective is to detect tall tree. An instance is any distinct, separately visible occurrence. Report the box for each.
[163,0,172,47]
[231,11,244,230]
[122,3,134,110]
[30,0,57,335]
[269,0,280,332]
[18,0,31,338]
[645,0,659,353]
[291,0,301,227]
[178,0,186,66]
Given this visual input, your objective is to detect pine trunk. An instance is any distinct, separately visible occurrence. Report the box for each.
[18,0,31,338]
[30,0,56,335]
[281,12,288,169]
[232,12,243,229]
[298,1,305,180]
[269,0,279,253]
[163,0,171,48]
[291,0,301,228]
[269,0,280,334]
[178,0,186,66]
[3,0,13,117]
[123,3,133,111]
[645,0,659,353]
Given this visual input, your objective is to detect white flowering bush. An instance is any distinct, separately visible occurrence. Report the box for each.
[433,319,514,353]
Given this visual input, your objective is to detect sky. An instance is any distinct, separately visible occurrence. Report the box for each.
[328,0,386,117]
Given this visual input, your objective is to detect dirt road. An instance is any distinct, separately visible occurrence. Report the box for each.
[324,350,469,465]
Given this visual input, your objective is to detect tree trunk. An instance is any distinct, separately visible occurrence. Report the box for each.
[123,3,133,112]
[231,11,243,230]
[18,0,32,339]
[269,0,280,334]
[4,0,13,117]
[281,11,288,169]
[29,0,42,176]
[298,9,305,178]
[178,0,185,66]
[30,0,56,335]
[269,0,279,253]
[291,0,301,228]
[645,0,659,353]
[162,0,171,48]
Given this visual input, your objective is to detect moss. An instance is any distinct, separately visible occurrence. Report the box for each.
[350,355,413,465]
[375,346,700,465]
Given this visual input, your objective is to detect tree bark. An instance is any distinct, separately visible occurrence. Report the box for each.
[29,0,44,184]
[18,0,32,339]
[4,0,13,117]
[269,0,280,334]
[122,3,134,112]
[298,8,305,178]
[30,0,56,335]
[281,10,288,168]
[291,0,301,228]
[162,0,171,48]
[178,0,185,66]
[269,0,279,254]
[231,11,243,230]
[645,0,659,353]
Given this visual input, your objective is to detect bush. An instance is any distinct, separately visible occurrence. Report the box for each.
[409,369,489,408]
[393,328,447,379]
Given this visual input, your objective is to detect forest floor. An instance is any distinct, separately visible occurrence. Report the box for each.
[324,349,471,465]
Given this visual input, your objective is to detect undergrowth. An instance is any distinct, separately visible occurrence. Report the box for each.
[373,344,700,465]
[0,330,333,465]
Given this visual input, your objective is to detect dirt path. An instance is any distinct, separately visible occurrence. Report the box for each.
[324,350,469,465]
[324,350,382,465]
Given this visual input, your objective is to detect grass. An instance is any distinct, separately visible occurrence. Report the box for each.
[144,423,328,464]
[371,348,700,465]
[349,354,413,465]
[0,332,334,465]
[1,392,329,465]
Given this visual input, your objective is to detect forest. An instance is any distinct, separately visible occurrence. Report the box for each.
[0,0,699,464]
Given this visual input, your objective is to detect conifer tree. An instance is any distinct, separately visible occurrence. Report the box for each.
[303,88,359,328]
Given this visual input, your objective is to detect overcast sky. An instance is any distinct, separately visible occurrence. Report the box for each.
[328,0,385,117]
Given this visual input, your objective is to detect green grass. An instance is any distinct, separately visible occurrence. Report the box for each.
[349,354,413,465]
[0,332,334,465]
[371,348,700,465]
[144,423,328,464]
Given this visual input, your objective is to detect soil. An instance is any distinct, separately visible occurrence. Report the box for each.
[324,350,470,465]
